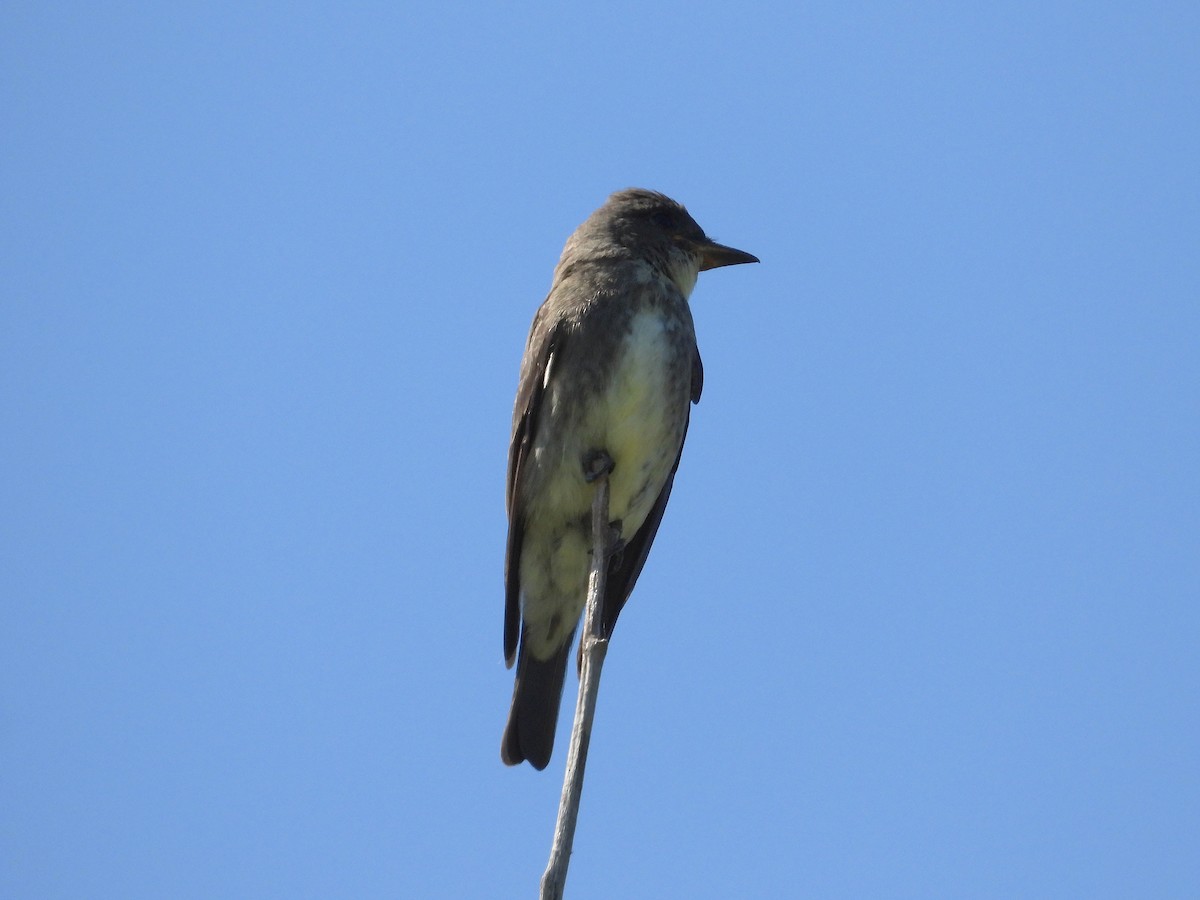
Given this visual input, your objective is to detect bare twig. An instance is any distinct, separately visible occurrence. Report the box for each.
[540,472,612,900]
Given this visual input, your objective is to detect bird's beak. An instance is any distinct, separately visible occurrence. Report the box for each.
[698,239,759,271]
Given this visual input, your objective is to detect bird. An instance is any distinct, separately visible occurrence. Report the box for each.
[501,188,757,769]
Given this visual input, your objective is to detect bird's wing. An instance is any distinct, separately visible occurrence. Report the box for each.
[598,344,703,639]
[504,306,565,667]
[691,345,703,404]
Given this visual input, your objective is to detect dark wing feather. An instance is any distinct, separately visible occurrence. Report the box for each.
[504,309,564,666]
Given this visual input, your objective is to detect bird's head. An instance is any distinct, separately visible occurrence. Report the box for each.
[565,188,758,298]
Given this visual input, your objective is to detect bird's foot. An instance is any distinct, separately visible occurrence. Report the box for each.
[582,449,614,483]
[607,520,625,555]
[585,519,625,558]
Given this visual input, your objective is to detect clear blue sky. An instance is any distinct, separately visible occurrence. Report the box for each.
[3,3,1197,897]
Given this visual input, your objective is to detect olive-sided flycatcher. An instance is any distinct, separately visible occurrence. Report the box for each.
[501,188,757,769]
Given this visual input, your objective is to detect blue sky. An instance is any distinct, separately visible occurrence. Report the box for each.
[3,2,1197,897]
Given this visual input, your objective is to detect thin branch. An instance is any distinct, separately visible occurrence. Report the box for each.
[540,471,612,900]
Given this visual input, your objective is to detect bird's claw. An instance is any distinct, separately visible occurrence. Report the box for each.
[607,522,626,556]
[582,449,614,483]
[588,520,625,559]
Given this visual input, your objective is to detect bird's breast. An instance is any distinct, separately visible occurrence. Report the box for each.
[525,295,694,537]
[517,299,693,647]
[577,306,691,530]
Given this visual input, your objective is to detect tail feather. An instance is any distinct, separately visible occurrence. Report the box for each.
[501,633,573,770]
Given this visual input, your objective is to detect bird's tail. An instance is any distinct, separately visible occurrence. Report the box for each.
[501,631,572,770]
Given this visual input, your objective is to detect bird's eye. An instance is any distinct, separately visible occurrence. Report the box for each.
[650,211,675,230]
